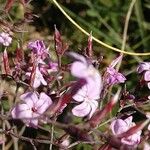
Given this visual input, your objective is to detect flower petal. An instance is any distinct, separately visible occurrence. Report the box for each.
[36,92,52,114]
[11,104,32,119]
[124,116,133,127]
[121,132,141,146]
[20,92,39,107]
[25,118,38,128]
[137,62,150,73]
[69,52,87,64]
[72,85,87,102]
[88,100,98,118]
[110,119,127,135]
[71,61,87,78]
[144,71,150,81]
[72,101,91,117]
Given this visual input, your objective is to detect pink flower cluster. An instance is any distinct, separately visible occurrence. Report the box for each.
[26,40,58,88]
[104,55,126,86]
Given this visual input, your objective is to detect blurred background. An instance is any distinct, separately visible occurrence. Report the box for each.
[1,0,150,57]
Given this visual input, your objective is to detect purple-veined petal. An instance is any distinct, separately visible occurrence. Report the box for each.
[110,119,128,135]
[11,104,32,119]
[72,101,91,117]
[20,92,39,107]
[36,92,52,114]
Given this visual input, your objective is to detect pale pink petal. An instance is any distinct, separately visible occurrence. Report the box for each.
[27,119,39,128]
[110,119,127,135]
[33,79,41,88]
[71,61,88,78]
[20,92,38,107]
[69,52,87,64]
[72,86,87,102]
[72,101,91,117]
[86,77,102,99]
[33,67,47,88]
[88,100,98,118]
[121,132,141,146]
[11,104,32,119]
[144,71,150,81]
[39,75,47,86]
[36,92,52,114]
[137,62,150,73]
[124,116,133,126]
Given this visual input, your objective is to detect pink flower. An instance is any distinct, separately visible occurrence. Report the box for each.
[110,116,141,146]
[26,66,47,88]
[105,67,126,85]
[11,92,52,128]
[0,32,12,46]
[70,52,102,118]
[137,62,150,89]
[104,55,126,85]
[28,40,48,58]
[70,52,102,91]
[72,81,99,118]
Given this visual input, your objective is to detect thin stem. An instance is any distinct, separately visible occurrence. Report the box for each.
[116,0,136,72]
[121,0,137,51]
[49,125,54,150]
